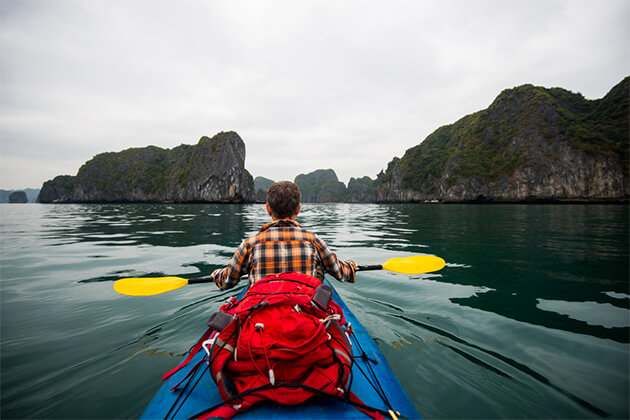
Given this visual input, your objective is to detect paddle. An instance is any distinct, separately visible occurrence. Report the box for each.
[113,255,446,296]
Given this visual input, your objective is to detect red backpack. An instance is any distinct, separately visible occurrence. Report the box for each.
[164,272,383,419]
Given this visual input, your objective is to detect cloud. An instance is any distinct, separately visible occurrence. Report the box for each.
[1,0,628,189]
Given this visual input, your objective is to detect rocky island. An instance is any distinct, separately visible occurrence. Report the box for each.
[295,169,349,203]
[253,170,377,203]
[38,132,255,203]
[37,77,628,204]
[8,191,28,203]
[1,189,40,203]
[378,77,629,203]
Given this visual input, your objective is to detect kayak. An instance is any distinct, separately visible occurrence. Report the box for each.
[141,278,421,419]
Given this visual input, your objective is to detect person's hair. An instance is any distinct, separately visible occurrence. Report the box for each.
[267,181,301,219]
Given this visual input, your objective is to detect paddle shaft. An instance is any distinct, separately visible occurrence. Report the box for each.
[357,265,383,271]
[188,277,214,284]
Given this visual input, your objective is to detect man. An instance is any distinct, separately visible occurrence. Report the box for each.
[211,181,357,289]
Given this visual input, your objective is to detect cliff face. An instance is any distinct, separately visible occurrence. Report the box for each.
[294,169,348,202]
[378,77,629,202]
[346,176,377,203]
[39,131,255,203]
[38,176,76,203]
[291,171,377,203]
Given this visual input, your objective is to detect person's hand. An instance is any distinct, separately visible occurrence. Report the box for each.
[346,260,358,272]
[211,268,223,288]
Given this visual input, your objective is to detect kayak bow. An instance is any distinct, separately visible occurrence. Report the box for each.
[141,279,421,419]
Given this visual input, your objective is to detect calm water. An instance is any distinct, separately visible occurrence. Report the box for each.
[1,203,628,419]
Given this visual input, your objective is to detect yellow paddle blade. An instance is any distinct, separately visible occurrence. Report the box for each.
[113,276,189,296]
[382,255,446,275]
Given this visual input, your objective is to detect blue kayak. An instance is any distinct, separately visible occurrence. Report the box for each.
[141,279,421,419]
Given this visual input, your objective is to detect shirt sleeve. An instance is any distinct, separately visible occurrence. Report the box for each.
[210,240,250,290]
[314,235,356,283]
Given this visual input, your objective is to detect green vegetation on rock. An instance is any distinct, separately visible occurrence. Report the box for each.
[254,176,275,193]
[39,131,255,203]
[347,176,377,203]
[379,76,629,202]
[37,176,76,203]
[36,78,628,205]
[294,169,348,202]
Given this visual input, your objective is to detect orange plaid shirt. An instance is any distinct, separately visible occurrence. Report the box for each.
[211,219,355,290]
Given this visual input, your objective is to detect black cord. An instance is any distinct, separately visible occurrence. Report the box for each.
[187,382,390,420]
[166,358,209,420]
[349,329,395,413]
[165,304,256,419]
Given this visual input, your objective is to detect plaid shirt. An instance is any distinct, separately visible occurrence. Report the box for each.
[211,219,355,290]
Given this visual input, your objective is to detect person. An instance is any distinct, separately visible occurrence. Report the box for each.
[210,181,357,289]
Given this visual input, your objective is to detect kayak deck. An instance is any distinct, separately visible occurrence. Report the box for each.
[141,279,421,419]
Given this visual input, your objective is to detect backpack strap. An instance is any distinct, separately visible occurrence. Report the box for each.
[194,385,386,420]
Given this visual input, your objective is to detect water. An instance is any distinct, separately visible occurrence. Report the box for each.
[1,203,628,419]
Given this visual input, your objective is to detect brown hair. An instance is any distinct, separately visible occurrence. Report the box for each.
[267,181,301,219]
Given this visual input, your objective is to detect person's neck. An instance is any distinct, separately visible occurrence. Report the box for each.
[272,217,296,222]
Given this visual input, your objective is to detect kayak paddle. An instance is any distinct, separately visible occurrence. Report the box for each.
[358,255,446,275]
[113,255,446,296]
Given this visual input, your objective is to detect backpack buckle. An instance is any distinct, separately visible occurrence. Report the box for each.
[202,334,218,357]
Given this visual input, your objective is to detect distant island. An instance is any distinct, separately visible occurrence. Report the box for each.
[37,77,628,204]
[253,171,377,203]
[254,176,275,202]
[0,189,40,203]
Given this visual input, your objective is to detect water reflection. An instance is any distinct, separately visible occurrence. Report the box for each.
[39,204,249,248]
[398,204,630,343]
[298,204,431,251]
[16,203,630,344]
[537,299,630,328]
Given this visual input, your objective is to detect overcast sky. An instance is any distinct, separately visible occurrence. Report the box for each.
[1,0,628,190]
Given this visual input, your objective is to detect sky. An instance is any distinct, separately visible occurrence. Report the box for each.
[0,0,628,190]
